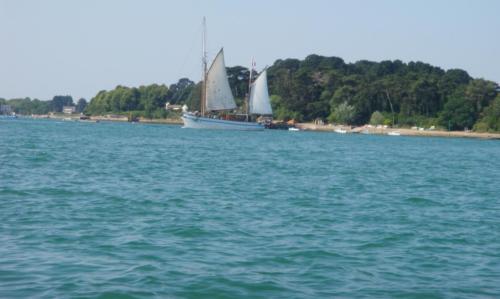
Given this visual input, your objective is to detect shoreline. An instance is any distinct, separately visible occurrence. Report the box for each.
[296,123,500,140]
[26,114,500,140]
[30,114,183,125]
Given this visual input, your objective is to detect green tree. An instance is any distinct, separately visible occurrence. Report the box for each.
[439,89,476,130]
[31,99,50,114]
[369,111,385,125]
[474,95,500,132]
[410,78,440,116]
[329,101,355,124]
[50,96,73,112]
[167,78,195,104]
[75,98,87,113]
[226,66,251,101]
[438,69,471,99]
[330,86,356,107]
[85,84,168,116]
[270,95,303,121]
[184,82,202,112]
[465,79,497,116]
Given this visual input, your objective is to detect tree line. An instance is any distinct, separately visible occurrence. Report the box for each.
[0,96,87,115]
[84,55,500,131]
[83,66,254,119]
[267,55,499,131]
[3,54,499,131]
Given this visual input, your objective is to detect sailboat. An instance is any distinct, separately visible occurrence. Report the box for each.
[182,19,272,130]
[248,68,273,118]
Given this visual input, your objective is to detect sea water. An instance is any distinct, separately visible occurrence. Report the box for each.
[1,118,499,298]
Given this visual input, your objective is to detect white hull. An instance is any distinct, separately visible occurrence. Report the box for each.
[182,113,264,130]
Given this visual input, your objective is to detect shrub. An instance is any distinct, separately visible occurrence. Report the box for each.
[328,102,355,124]
[369,111,384,125]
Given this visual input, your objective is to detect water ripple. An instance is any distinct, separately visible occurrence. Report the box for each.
[1,119,499,298]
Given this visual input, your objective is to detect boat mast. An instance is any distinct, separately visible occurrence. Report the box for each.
[246,57,254,121]
[201,17,208,117]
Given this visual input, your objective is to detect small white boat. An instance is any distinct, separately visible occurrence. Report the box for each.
[334,128,347,134]
[388,131,401,136]
[288,127,300,131]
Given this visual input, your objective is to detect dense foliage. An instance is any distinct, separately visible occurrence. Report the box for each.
[0,96,80,115]
[85,82,197,118]
[474,95,500,132]
[50,96,74,113]
[84,84,169,118]
[369,111,385,125]
[267,55,499,130]
[2,54,499,131]
[82,67,253,118]
[75,98,88,113]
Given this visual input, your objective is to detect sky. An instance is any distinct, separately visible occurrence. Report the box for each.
[1,0,499,101]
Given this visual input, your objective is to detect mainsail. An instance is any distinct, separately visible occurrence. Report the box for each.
[249,69,273,115]
[205,49,236,111]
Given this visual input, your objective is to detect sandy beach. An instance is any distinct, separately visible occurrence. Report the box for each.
[296,123,500,140]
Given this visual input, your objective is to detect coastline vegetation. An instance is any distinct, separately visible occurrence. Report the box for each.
[2,55,499,132]
[0,96,87,115]
[266,55,499,132]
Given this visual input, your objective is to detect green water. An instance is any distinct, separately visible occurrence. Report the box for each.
[1,118,499,298]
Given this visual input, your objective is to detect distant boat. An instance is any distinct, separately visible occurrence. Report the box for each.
[182,18,272,130]
[288,127,300,131]
[1,114,17,119]
[388,131,401,136]
[334,128,347,134]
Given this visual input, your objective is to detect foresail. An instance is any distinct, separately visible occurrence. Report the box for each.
[249,69,273,115]
[205,49,236,111]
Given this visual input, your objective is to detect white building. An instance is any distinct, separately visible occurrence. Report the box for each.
[62,106,76,114]
[165,102,183,111]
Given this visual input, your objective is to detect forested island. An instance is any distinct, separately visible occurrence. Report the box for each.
[2,54,499,132]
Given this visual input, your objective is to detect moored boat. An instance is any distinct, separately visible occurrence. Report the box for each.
[388,131,401,136]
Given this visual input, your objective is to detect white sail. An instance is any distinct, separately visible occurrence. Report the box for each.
[249,69,273,115]
[205,49,236,111]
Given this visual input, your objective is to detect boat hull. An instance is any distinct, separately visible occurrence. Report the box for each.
[181,113,264,130]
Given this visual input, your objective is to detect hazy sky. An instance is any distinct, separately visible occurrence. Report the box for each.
[1,0,499,101]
